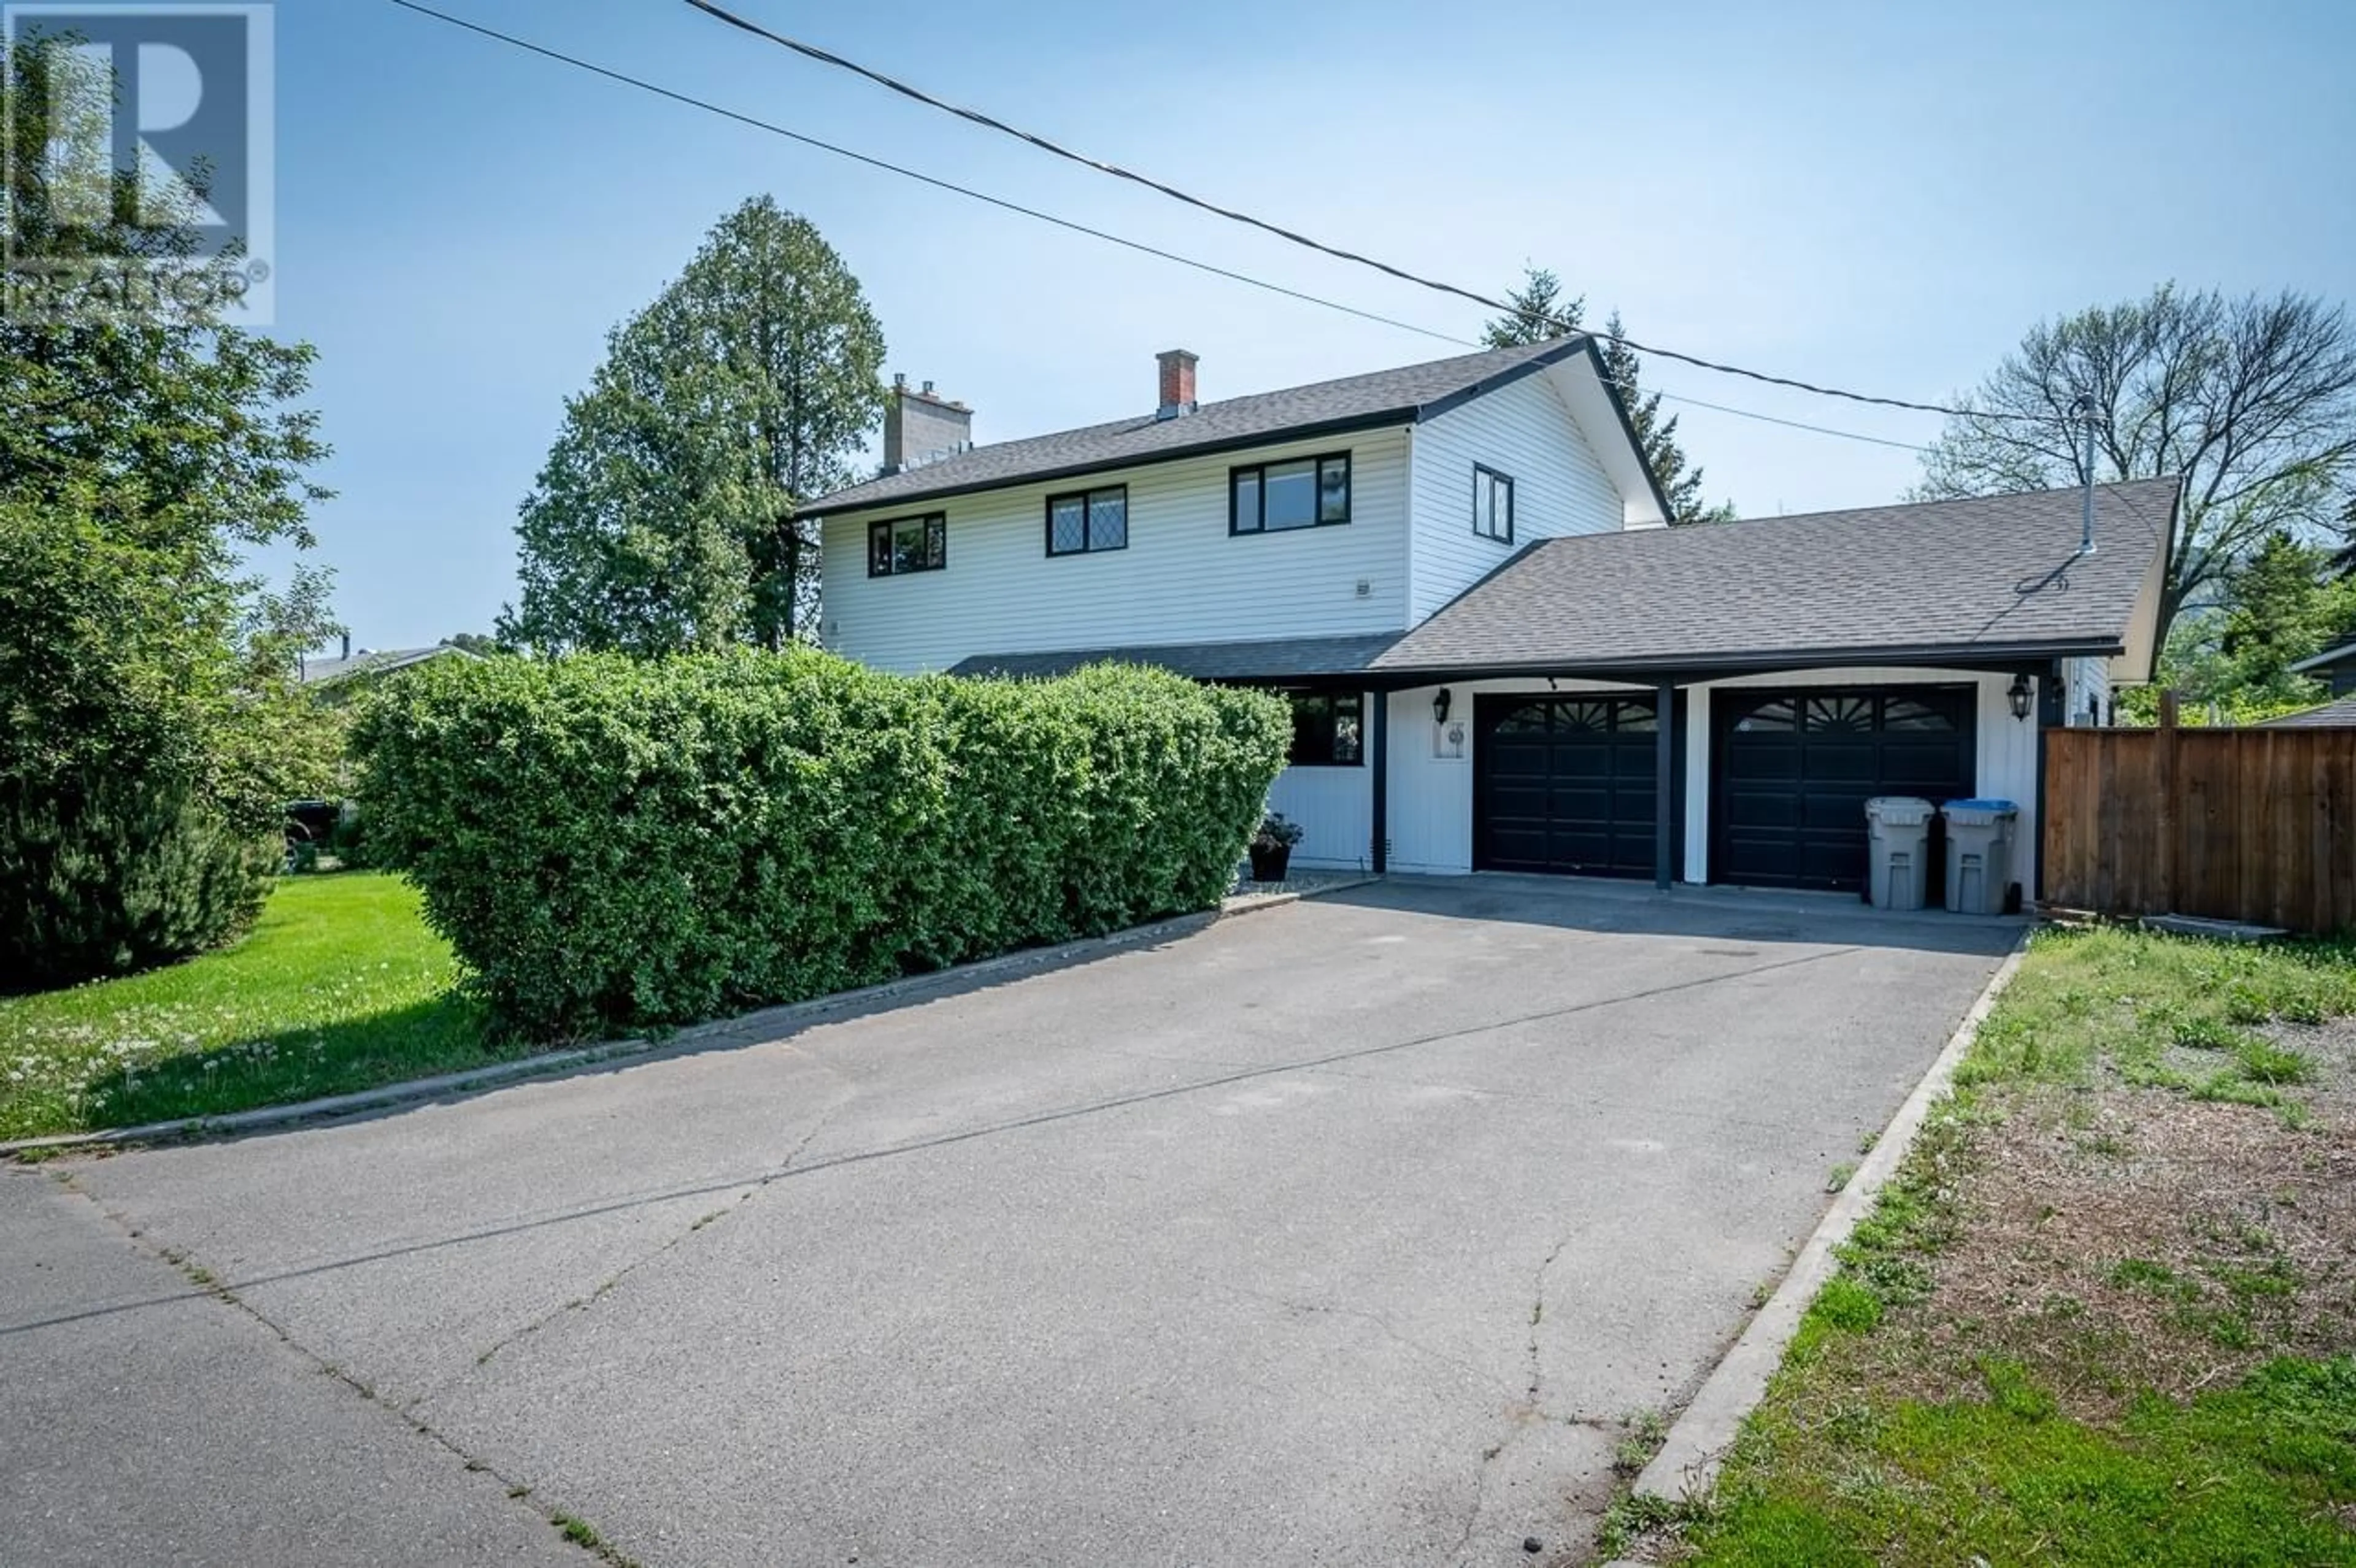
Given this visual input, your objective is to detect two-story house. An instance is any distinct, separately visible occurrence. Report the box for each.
[801,338,2173,902]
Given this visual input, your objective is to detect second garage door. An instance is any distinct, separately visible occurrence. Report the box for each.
[1713,687,1974,892]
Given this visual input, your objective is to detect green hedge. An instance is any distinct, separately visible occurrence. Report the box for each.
[351,650,1291,1040]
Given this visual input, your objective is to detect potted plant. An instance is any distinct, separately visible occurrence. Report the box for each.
[1249,812,1304,882]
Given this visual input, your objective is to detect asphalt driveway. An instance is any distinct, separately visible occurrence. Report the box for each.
[2,876,2018,1567]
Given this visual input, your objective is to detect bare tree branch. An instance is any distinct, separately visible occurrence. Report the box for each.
[1912,285,2356,634]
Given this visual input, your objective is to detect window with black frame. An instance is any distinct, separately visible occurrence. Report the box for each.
[1285,691,1363,766]
[868,513,947,577]
[1473,464,1514,543]
[1045,486,1127,555]
[1232,453,1351,533]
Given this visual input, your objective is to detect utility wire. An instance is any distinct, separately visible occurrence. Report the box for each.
[679,0,2026,426]
[385,0,1936,456]
[380,0,1464,348]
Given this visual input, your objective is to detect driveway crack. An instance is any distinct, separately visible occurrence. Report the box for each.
[42,1169,638,1566]
[463,1078,860,1375]
[1526,1231,1573,1405]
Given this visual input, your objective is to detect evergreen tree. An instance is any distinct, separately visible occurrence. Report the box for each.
[1480,269,1731,523]
[1600,312,1735,525]
[1479,267,1582,347]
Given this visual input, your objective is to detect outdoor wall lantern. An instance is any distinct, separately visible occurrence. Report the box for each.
[2008,672,2034,721]
[1432,688,1453,725]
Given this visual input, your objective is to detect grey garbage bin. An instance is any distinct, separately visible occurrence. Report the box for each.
[1942,799,2020,915]
[1865,796,1936,910]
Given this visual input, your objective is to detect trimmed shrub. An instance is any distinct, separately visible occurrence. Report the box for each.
[352,650,1291,1040]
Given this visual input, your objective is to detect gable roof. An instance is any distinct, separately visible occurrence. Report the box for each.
[298,645,477,686]
[2259,694,2356,728]
[942,480,2179,684]
[1370,478,2180,677]
[798,336,1671,521]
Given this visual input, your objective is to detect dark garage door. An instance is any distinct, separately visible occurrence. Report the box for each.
[1713,687,1974,892]
[1476,694,1677,878]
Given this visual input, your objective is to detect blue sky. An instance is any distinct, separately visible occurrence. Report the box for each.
[264,0,2356,650]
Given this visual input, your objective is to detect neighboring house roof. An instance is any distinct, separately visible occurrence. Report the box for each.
[946,479,2180,684]
[798,337,1670,522]
[298,645,477,686]
[2259,695,2356,728]
[2290,640,2356,674]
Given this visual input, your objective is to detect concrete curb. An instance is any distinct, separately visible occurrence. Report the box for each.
[1630,925,2035,1505]
[2,879,1372,1159]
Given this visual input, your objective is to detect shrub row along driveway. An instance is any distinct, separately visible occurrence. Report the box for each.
[2,878,2017,1567]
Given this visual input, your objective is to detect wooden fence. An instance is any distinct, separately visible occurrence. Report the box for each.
[2044,704,2356,932]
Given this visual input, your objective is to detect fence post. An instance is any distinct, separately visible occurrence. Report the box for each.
[2155,689,2179,916]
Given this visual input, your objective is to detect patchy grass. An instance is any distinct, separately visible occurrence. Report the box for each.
[1633,925,2356,1566]
[0,872,527,1140]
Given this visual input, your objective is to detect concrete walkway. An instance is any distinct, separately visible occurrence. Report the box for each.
[2,877,2018,1567]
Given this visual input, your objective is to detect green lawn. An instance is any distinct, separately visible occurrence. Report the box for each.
[1,872,528,1140]
[1621,926,2356,1566]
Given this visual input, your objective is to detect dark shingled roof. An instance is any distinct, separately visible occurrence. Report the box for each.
[2259,695,2356,728]
[943,480,2178,684]
[800,337,1612,518]
[1368,478,2180,677]
[948,633,1402,682]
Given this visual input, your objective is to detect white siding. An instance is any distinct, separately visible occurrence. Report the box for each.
[1384,669,2049,892]
[1268,752,1374,872]
[1404,370,1626,622]
[820,429,1411,673]
[2062,655,2112,726]
[1382,679,1649,875]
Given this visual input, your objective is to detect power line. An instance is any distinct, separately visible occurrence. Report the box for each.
[679,0,2026,426]
[383,1,1943,459]
[380,0,1466,348]
[1630,388,1931,453]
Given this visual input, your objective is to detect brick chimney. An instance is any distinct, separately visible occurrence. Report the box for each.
[882,374,974,474]
[1156,349,1198,420]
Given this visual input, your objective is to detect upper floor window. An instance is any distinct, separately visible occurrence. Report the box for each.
[868,513,946,577]
[1232,453,1350,534]
[1474,464,1514,544]
[1046,485,1128,556]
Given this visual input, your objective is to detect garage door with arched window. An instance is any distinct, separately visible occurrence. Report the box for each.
[1474,693,1682,878]
[1712,686,1974,892]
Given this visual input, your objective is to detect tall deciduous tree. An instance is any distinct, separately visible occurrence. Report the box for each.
[1480,268,1730,523]
[501,198,886,655]
[1914,285,2356,638]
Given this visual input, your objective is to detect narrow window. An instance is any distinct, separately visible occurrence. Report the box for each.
[867,513,947,577]
[1473,464,1514,543]
[1045,485,1128,556]
[1231,453,1352,533]
[1283,691,1365,766]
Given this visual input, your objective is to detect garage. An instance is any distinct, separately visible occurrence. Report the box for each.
[1712,686,1974,892]
[1474,693,1680,877]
